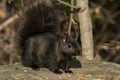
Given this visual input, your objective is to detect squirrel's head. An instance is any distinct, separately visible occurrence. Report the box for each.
[59,36,81,56]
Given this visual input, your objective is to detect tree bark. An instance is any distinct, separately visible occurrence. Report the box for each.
[77,0,94,60]
[0,0,7,11]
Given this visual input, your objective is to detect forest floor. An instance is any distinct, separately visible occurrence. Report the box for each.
[0,57,119,80]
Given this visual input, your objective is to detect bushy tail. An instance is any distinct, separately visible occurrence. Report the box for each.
[14,0,69,55]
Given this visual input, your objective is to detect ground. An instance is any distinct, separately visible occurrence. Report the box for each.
[0,57,119,80]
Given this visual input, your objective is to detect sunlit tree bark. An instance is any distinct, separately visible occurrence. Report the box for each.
[77,0,94,60]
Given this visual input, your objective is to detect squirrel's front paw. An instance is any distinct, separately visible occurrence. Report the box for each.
[65,70,73,74]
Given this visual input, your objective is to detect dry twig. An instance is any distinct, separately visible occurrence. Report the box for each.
[68,0,74,36]
[57,0,80,9]
[0,14,18,31]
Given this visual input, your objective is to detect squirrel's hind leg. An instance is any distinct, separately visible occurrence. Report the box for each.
[21,48,40,70]
[43,52,62,74]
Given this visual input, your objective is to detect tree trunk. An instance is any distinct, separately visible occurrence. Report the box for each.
[77,0,94,60]
[0,0,7,11]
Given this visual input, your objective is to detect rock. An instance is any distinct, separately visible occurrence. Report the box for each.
[0,57,119,80]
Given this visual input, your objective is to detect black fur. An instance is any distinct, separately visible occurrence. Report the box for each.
[14,0,81,74]
[14,0,69,55]
[22,32,80,74]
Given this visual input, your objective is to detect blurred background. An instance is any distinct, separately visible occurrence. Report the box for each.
[0,0,120,65]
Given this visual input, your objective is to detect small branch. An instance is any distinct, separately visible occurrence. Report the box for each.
[98,45,120,50]
[57,0,80,9]
[72,19,77,24]
[0,14,19,31]
[68,0,74,36]
[98,41,120,50]
[112,11,120,18]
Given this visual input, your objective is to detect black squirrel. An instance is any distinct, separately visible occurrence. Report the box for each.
[14,0,81,74]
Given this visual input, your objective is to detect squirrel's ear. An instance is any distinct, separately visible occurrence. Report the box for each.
[60,37,66,45]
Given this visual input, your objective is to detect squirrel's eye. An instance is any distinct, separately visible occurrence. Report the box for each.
[68,44,72,48]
